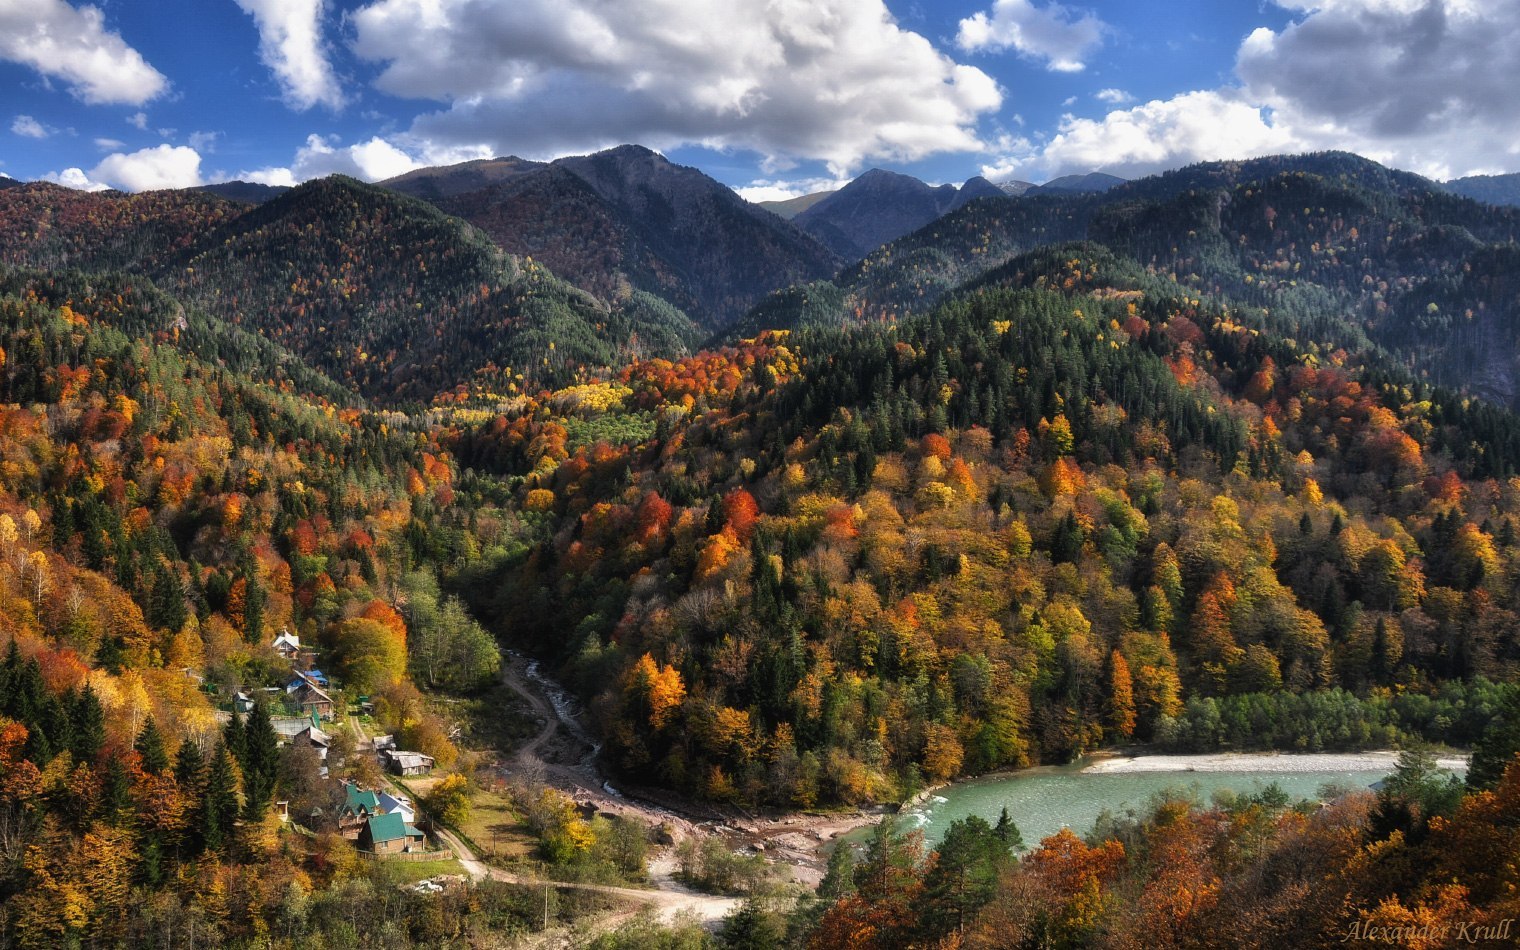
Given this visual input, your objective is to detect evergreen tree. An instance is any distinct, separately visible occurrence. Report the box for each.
[993,807,1024,851]
[1468,690,1520,791]
[240,701,280,819]
[818,839,856,901]
[223,709,247,766]
[203,741,240,853]
[921,814,1016,938]
[101,755,132,825]
[147,561,188,632]
[134,716,171,775]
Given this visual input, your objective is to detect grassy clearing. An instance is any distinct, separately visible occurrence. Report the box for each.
[457,783,539,864]
[371,857,468,884]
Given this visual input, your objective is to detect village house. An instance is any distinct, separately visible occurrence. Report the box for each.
[341,782,382,822]
[377,789,415,824]
[271,712,321,741]
[285,670,334,720]
[384,749,435,776]
[272,630,301,660]
[358,811,427,855]
[293,724,331,762]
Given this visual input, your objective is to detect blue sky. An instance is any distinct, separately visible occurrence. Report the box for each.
[2,0,1517,196]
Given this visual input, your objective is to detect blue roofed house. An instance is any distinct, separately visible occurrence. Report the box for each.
[377,789,415,824]
[285,670,334,720]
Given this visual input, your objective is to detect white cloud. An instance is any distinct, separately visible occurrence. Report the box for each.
[44,167,108,190]
[240,133,424,185]
[11,115,49,138]
[734,175,854,203]
[127,112,148,130]
[93,137,124,150]
[985,90,1297,180]
[0,0,168,105]
[188,130,222,152]
[1095,88,1132,104]
[987,0,1520,181]
[349,0,1002,176]
[88,144,204,191]
[234,0,345,111]
[956,0,1107,72]
[1235,0,1520,178]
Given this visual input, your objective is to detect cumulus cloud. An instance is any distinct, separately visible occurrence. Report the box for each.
[955,0,1107,72]
[44,167,109,191]
[93,137,124,150]
[349,0,1002,175]
[233,0,345,110]
[983,91,1297,180]
[127,112,148,130]
[0,0,168,105]
[239,133,424,186]
[87,145,204,191]
[989,0,1520,180]
[1094,88,1132,104]
[11,115,49,138]
[1236,0,1520,177]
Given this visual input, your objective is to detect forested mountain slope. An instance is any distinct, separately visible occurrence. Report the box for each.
[0,268,508,944]
[739,151,1520,410]
[387,146,842,330]
[444,244,1520,807]
[0,177,697,403]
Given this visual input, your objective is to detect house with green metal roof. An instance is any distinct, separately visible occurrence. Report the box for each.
[358,811,426,854]
[341,783,381,821]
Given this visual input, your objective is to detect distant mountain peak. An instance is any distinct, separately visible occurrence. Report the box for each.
[792,169,1010,260]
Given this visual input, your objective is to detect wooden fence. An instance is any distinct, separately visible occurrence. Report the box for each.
[356,846,456,862]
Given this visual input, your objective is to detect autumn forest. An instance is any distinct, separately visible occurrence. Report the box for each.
[0,148,1518,948]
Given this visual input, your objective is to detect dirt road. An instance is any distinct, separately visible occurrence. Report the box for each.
[429,822,742,926]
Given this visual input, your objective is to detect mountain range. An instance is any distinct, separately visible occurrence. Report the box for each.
[5,146,1520,412]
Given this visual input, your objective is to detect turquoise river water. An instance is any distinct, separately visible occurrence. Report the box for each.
[876,752,1467,849]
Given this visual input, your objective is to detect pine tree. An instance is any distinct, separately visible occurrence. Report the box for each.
[134,716,170,775]
[202,742,240,853]
[147,561,188,632]
[101,755,132,825]
[72,680,107,763]
[174,738,205,791]
[817,837,856,901]
[223,709,247,766]
[993,806,1024,850]
[240,701,280,819]
[1468,690,1520,791]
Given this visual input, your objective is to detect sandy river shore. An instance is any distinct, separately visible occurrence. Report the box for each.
[1082,750,1468,774]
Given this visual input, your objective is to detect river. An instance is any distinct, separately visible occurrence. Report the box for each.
[884,751,1469,849]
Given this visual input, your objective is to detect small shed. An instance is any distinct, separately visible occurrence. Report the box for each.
[384,750,435,776]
